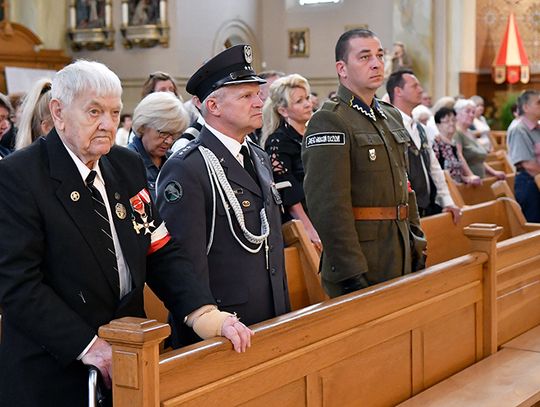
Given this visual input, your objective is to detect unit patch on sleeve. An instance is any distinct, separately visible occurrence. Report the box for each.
[305,132,345,148]
[164,181,183,203]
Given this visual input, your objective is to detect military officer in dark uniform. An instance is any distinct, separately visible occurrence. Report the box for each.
[302,29,426,298]
[157,45,290,346]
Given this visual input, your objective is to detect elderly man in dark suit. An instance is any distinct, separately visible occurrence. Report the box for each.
[157,45,290,347]
[0,60,253,407]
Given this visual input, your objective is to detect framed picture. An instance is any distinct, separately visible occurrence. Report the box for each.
[288,28,309,58]
[67,0,114,51]
[121,0,169,48]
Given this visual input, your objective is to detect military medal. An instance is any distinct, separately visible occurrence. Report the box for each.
[115,203,127,219]
[129,189,156,235]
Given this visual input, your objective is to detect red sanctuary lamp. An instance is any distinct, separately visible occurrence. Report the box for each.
[492,12,530,85]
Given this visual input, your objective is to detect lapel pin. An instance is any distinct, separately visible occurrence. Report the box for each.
[115,203,127,219]
[368,148,377,161]
[70,191,80,201]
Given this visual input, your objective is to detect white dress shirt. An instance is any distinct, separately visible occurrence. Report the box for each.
[205,123,251,167]
[400,111,455,208]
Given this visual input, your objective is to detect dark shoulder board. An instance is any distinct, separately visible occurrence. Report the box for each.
[320,99,339,112]
[172,139,201,160]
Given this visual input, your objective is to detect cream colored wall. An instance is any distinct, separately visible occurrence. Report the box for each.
[7,0,476,109]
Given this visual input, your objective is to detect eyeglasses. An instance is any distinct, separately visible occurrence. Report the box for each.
[439,118,456,124]
[158,130,181,142]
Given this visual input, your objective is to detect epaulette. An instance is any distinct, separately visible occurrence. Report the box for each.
[321,99,339,111]
[172,139,201,160]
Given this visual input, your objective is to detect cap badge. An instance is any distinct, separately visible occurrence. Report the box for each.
[243,45,253,63]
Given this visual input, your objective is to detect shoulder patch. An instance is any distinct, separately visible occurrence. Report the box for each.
[305,132,346,148]
[163,181,183,203]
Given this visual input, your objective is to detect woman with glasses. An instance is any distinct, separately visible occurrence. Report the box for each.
[128,92,189,199]
[432,107,481,185]
[454,98,505,179]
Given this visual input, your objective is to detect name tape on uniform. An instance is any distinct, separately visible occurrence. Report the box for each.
[305,132,345,148]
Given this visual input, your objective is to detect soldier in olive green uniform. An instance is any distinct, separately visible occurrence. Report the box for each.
[302,29,426,298]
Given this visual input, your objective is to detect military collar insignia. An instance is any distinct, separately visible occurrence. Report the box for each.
[349,95,388,122]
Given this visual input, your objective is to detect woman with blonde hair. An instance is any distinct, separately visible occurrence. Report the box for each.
[15,78,53,150]
[261,73,322,251]
[128,91,189,199]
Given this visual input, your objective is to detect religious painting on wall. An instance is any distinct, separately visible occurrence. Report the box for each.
[75,0,106,29]
[121,0,169,48]
[288,28,309,58]
[68,0,114,51]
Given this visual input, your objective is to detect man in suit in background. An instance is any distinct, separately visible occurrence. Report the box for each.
[0,60,252,407]
[157,45,290,347]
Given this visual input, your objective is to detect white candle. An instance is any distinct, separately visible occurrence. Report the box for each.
[122,2,128,25]
[160,0,166,25]
[70,6,76,29]
[105,3,111,26]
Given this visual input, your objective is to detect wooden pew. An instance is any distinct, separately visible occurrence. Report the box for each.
[420,197,540,266]
[450,173,515,207]
[399,230,540,406]
[101,224,504,406]
[489,130,507,152]
[485,150,514,174]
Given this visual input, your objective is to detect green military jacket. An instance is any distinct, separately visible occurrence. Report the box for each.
[302,84,426,297]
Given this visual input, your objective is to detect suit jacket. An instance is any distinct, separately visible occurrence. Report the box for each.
[157,127,290,346]
[0,129,214,407]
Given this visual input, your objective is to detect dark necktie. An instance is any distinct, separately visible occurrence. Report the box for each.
[240,145,259,185]
[86,170,119,294]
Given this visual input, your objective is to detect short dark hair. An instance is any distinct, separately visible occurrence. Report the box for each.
[141,71,178,98]
[335,28,377,62]
[386,69,414,103]
[120,113,132,124]
[434,107,456,124]
[517,89,540,116]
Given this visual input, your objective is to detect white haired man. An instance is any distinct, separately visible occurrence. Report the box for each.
[0,60,252,407]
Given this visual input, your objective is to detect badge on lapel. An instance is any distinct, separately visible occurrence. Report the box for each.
[129,188,155,235]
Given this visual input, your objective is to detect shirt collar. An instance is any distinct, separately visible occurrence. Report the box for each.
[399,110,414,129]
[61,139,104,186]
[205,122,246,157]
[521,116,540,131]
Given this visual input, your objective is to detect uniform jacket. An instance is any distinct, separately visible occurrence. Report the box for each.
[0,129,214,407]
[157,127,290,346]
[302,85,426,297]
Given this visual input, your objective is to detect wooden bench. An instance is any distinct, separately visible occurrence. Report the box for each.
[100,224,511,406]
[421,197,540,267]
[398,229,540,406]
[485,150,514,174]
[489,130,507,152]
[445,172,516,208]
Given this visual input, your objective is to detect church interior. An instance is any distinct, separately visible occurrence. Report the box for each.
[2,0,540,406]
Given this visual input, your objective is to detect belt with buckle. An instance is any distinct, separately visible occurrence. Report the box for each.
[353,204,409,221]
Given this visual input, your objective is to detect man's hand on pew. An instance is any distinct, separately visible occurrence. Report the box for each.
[81,338,112,388]
[443,205,462,225]
[221,315,255,353]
